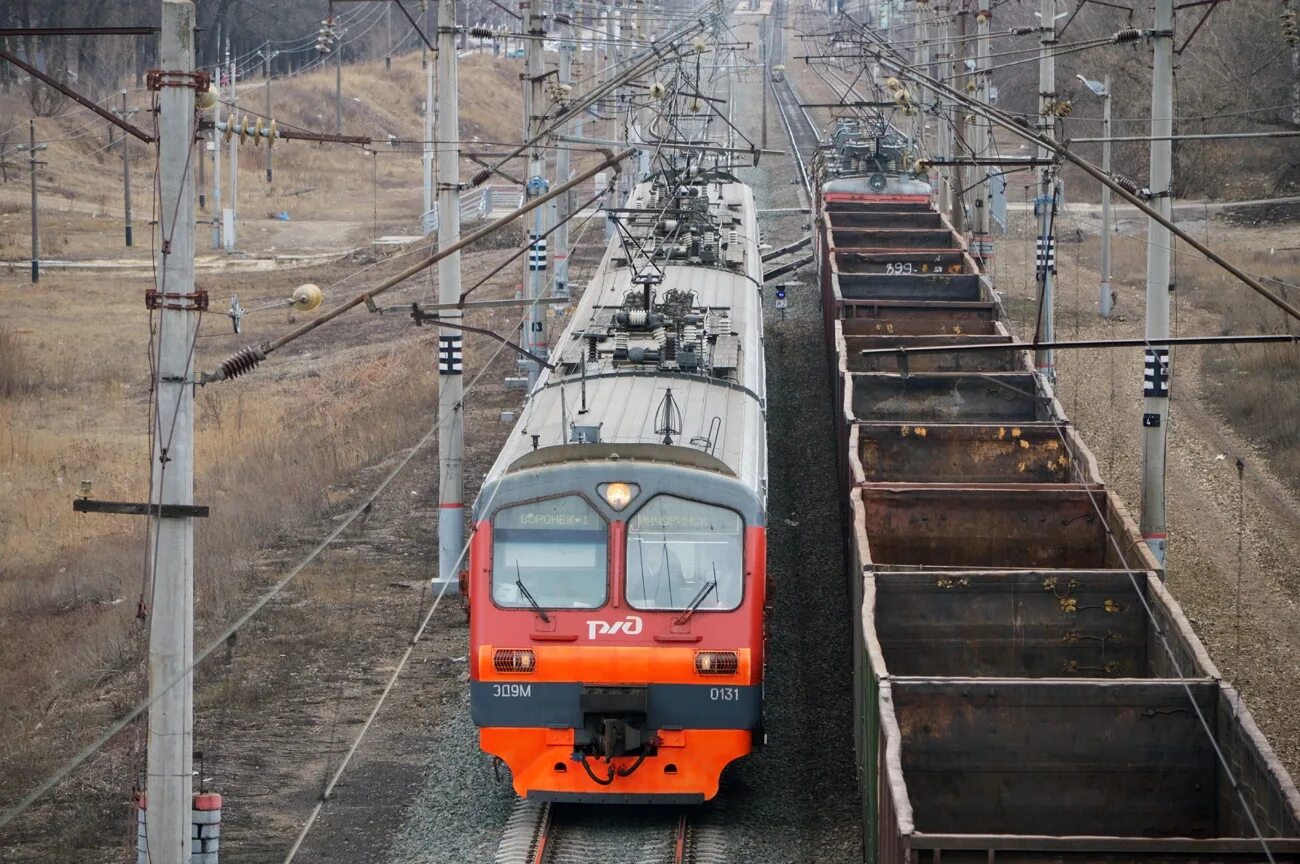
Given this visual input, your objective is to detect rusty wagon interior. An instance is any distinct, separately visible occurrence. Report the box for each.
[819,192,1300,862]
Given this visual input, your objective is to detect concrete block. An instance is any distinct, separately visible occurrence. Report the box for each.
[191,852,219,864]
[191,808,221,825]
[201,837,220,853]
[192,823,200,838]
[199,823,220,839]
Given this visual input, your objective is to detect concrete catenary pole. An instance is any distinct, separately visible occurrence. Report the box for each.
[634,2,649,179]
[423,2,434,232]
[225,39,237,252]
[147,3,198,861]
[522,0,551,388]
[435,0,465,591]
[211,52,222,249]
[1140,0,1174,564]
[971,0,992,266]
[118,91,135,247]
[335,12,344,134]
[914,8,929,164]
[935,4,953,219]
[950,2,967,234]
[612,6,631,212]
[759,14,767,149]
[28,120,38,284]
[1033,0,1057,380]
[263,50,276,183]
[1099,74,1113,317]
[552,0,573,300]
[604,6,618,240]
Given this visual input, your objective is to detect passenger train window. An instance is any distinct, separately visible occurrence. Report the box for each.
[492,496,608,609]
[625,496,743,611]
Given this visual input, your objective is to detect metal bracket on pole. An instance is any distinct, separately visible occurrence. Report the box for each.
[73,499,210,518]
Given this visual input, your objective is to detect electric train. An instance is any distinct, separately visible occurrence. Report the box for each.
[465,167,768,803]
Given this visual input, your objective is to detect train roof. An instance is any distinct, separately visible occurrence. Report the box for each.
[484,174,768,503]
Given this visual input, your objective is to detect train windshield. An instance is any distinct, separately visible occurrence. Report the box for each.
[492,496,608,609]
[625,496,743,611]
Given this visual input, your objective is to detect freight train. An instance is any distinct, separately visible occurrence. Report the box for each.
[814,116,1300,861]
[466,165,767,803]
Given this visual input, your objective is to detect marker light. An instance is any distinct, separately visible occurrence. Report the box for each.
[600,482,638,511]
[494,649,536,674]
[695,651,740,676]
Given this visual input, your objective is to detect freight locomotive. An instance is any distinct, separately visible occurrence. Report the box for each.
[466,166,768,803]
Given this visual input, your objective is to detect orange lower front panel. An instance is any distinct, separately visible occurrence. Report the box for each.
[480,727,753,802]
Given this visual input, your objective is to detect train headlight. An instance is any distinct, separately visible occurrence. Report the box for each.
[695,651,739,676]
[494,649,536,673]
[599,482,639,511]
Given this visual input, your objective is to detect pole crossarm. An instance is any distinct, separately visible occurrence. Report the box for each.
[408,308,557,370]
[0,26,158,36]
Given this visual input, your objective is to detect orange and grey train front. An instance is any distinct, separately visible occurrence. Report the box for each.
[467,457,766,803]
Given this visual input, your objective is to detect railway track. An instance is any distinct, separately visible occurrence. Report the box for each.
[493,800,727,864]
[766,0,819,201]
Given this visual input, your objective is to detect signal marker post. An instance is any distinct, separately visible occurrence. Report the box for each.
[435,0,465,593]
[147,2,199,860]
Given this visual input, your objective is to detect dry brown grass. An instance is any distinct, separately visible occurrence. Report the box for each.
[0,46,529,857]
[0,49,526,261]
[1084,227,1300,491]
[0,323,35,398]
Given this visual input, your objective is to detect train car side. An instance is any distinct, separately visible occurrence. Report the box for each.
[817,172,1300,860]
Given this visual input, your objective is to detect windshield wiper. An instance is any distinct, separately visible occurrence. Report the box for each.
[675,564,718,625]
[515,560,551,623]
